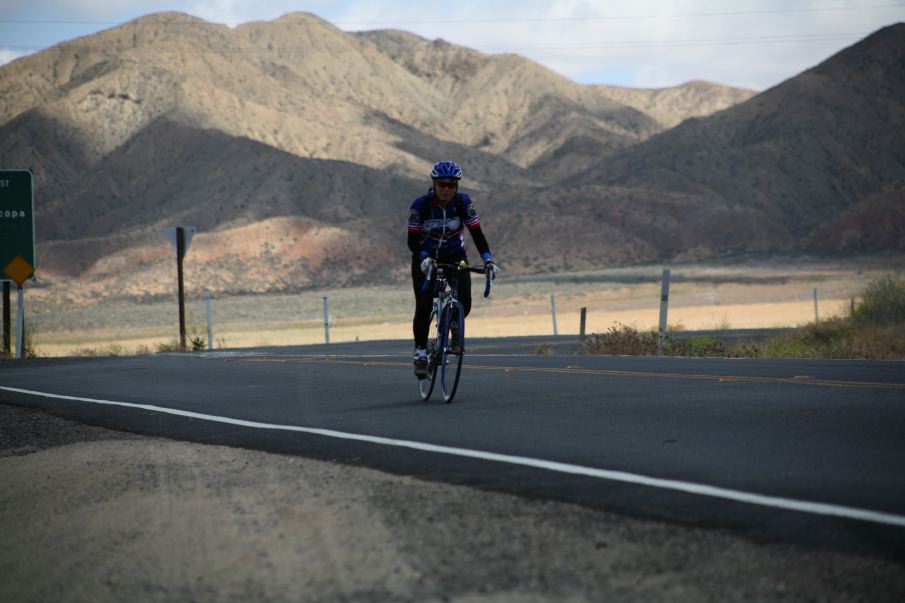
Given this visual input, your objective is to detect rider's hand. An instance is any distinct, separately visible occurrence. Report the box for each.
[484,259,498,280]
[482,252,497,279]
[420,257,433,275]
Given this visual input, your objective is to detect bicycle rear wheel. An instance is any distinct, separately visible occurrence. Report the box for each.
[439,301,465,403]
[419,311,439,401]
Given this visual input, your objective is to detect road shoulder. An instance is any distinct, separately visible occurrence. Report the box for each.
[1,403,903,602]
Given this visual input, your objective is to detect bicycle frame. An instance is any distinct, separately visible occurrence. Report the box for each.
[431,265,458,333]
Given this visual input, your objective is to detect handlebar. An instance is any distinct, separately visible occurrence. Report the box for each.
[421,261,494,298]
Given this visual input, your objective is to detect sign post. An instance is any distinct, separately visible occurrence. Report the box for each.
[1,170,36,359]
[658,269,671,356]
[2,282,9,356]
[323,297,330,344]
[165,227,195,352]
[205,289,214,351]
[15,286,24,359]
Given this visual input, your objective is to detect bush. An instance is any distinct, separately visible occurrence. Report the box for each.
[583,323,733,357]
[2,320,43,359]
[155,334,209,353]
[583,273,905,360]
[759,273,905,360]
[187,325,208,352]
[582,275,905,360]
[190,335,207,352]
[760,319,905,360]
[665,335,729,357]
[852,274,905,326]
[583,323,659,356]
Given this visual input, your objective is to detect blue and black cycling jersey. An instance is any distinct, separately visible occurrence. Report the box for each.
[407,191,490,261]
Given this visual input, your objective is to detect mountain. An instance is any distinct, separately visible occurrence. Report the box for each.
[561,23,905,259]
[3,12,897,299]
[590,80,756,129]
[0,11,752,295]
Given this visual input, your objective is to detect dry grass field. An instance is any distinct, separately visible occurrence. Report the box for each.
[7,257,898,357]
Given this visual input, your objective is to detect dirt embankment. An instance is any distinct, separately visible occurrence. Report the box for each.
[1,404,903,602]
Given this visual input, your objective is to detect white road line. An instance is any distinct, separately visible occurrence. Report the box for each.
[3,384,904,529]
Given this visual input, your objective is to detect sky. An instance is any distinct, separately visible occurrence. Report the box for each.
[1,0,903,90]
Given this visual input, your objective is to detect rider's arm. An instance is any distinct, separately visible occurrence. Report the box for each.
[467,225,491,260]
[460,194,492,261]
[407,202,428,257]
[408,231,428,257]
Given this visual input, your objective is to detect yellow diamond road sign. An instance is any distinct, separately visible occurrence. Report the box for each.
[3,255,34,286]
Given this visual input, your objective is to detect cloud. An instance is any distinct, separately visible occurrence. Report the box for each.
[3,0,902,89]
[17,0,170,18]
[326,0,905,90]
[183,0,346,26]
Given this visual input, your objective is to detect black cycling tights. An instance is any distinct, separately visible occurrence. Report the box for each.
[411,256,471,349]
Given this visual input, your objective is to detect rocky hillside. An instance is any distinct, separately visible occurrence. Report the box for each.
[3,12,896,299]
[552,22,905,263]
[591,81,756,129]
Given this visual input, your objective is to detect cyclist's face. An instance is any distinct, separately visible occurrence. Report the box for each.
[433,179,457,203]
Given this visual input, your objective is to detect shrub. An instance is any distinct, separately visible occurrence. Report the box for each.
[583,323,733,357]
[852,274,905,327]
[4,320,43,359]
[665,335,729,357]
[187,325,208,352]
[582,273,905,360]
[758,321,905,360]
[759,274,905,360]
[582,323,659,356]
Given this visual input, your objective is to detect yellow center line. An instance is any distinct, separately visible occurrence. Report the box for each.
[242,356,905,390]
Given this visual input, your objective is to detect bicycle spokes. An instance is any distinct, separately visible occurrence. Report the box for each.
[439,302,465,403]
[419,316,439,401]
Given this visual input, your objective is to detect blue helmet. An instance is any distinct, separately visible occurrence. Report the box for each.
[431,161,462,180]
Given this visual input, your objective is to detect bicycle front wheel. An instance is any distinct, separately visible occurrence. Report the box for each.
[439,301,465,403]
[419,311,439,401]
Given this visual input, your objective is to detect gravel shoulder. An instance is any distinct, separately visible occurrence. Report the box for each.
[1,403,903,602]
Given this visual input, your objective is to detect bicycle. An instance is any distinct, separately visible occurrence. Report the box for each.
[418,260,493,403]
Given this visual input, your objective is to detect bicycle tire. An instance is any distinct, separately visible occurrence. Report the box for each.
[440,301,465,403]
[419,309,439,400]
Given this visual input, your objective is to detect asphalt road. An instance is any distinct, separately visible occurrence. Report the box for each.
[2,335,904,557]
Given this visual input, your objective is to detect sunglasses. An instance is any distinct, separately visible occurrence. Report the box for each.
[434,180,458,189]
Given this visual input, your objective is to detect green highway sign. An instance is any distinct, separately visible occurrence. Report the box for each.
[1,170,36,282]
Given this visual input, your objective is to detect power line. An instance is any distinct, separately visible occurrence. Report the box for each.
[0,2,902,27]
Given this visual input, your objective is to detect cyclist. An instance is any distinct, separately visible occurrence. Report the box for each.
[407,160,496,378]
